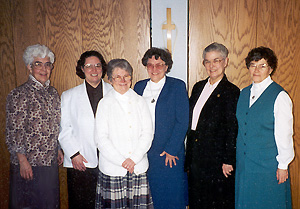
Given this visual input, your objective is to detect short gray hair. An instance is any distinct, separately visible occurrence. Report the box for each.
[202,42,229,59]
[23,44,55,66]
[107,59,133,81]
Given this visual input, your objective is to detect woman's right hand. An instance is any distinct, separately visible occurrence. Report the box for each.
[277,168,289,184]
[71,154,88,171]
[17,153,33,180]
[122,158,136,174]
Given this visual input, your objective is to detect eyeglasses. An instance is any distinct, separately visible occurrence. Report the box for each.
[83,63,102,70]
[249,63,269,70]
[203,58,224,66]
[112,75,131,82]
[146,63,166,70]
[31,61,53,70]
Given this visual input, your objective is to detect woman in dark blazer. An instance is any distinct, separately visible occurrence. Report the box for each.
[134,48,189,209]
[185,42,240,209]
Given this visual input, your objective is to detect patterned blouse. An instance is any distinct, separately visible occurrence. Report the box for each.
[6,75,61,166]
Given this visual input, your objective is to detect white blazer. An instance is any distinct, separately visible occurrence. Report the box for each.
[59,80,112,168]
[95,89,153,176]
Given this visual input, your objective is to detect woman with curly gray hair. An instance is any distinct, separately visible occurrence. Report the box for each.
[6,44,63,208]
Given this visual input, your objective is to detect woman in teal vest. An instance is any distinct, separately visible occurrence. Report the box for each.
[235,47,294,209]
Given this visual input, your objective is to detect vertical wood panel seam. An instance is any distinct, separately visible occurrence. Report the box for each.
[11,0,18,89]
[255,0,258,47]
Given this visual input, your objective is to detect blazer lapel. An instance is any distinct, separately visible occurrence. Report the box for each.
[206,76,227,102]
[156,77,170,104]
[79,81,94,116]
[102,80,112,96]
[136,79,150,96]
[190,78,208,111]
[195,75,228,129]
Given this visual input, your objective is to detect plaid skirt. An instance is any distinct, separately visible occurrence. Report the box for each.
[95,171,154,209]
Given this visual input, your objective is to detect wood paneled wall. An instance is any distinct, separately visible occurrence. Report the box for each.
[1,0,299,208]
[11,0,150,93]
[0,0,150,208]
[189,0,300,208]
[0,1,16,208]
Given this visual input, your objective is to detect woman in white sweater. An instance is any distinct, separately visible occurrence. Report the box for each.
[95,59,154,208]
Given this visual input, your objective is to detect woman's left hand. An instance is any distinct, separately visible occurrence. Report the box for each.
[57,150,64,166]
[277,168,289,184]
[122,158,136,174]
[160,151,179,168]
[222,164,233,178]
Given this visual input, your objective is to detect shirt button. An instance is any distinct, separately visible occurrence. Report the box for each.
[244,133,247,136]
[195,139,198,142]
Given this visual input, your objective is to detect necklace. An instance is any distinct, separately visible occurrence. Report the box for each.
[148,81,163,103]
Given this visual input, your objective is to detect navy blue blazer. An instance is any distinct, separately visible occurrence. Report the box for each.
[134,76,189,157]
[134,76,189,209]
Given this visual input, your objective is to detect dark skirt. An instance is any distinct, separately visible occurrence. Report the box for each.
[67,167,98,209]
[9,163,60,209]
[188,166,235,209]
[95,171,153,209]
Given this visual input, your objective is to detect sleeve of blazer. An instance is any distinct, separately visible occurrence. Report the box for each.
[133,80,147,96]
[222,84,240,165]
[164,80,189,156]
[185,81,202,170]
[58,91,81,159]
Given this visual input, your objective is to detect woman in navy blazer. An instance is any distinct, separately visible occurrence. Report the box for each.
[134,48,189,209]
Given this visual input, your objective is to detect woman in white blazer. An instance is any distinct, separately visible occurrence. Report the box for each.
[94,59,154,209]
[58,51,112,209]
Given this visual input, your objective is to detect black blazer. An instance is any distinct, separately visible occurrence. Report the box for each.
[185,75,240,171]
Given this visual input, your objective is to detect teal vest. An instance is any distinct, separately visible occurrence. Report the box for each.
[236,82,284,173]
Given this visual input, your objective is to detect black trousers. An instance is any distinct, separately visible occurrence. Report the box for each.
[9,163,60,209]
[67,167,98,209]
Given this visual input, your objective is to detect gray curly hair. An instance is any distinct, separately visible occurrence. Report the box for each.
[23,44,55,66]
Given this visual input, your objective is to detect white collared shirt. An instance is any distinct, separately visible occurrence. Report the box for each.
[191,78,221,130]
[249,76,294,169]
